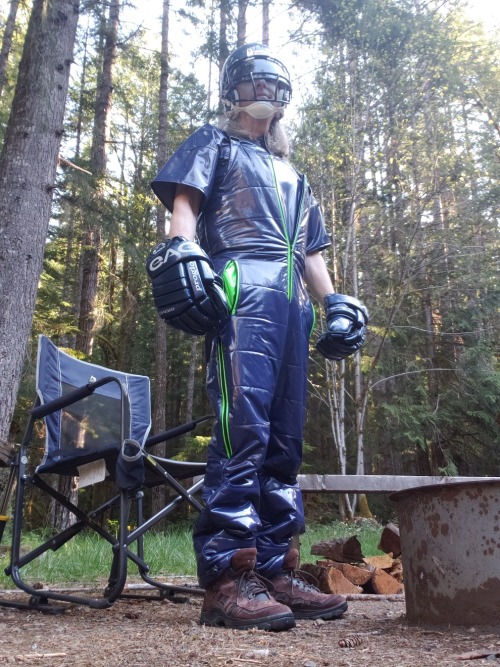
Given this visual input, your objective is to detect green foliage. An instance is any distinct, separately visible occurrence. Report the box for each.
[293,0,500,480]
[0,521,386,587]
[175,435,211,462]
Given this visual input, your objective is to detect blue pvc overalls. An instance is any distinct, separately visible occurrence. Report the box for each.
[151,124,329,587]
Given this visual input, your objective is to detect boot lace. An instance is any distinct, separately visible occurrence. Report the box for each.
[285,568,320,593]
[238,570,271,600]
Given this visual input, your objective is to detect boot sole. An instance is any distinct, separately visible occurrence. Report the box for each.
[200,610,296,632]
[292,600,348,620]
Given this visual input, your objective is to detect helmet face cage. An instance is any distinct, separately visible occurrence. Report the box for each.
[221,44,292,113]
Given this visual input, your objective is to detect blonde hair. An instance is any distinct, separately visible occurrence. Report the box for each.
[219,116,290,158]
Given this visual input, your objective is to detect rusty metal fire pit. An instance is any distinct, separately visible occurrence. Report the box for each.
[390,480,500,625]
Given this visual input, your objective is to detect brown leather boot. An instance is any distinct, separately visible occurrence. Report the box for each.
[268,549,348,620]
[200,548,295,631]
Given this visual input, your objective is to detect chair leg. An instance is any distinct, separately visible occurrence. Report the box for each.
[7,469,138,609]
[121,473,206,601]
[104,489,135,602]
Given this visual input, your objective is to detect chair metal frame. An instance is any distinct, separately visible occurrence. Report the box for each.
[3,336,209,611]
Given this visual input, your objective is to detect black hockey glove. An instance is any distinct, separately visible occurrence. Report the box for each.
[146,236,228,335]
[316,293,369,361]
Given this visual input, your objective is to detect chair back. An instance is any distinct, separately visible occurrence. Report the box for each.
[35,335,151,476]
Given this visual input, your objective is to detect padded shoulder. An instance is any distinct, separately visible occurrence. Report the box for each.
[151,124,229,212]
[178,123,227,151]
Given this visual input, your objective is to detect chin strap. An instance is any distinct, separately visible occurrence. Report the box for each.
[238,101,277,119]
[225,100,284,120]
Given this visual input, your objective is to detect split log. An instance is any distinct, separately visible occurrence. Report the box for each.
[369,567,404,595]
[362,554,395,570]
[310,535,363,563]
[318,560,373,587]
[378,523,401,558]
[307,528,405,597]
[301,563,363,595]
[386,558,403,583]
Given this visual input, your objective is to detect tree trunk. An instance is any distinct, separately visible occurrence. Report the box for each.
[262,0,270,45]
[151,0,170,521]
[0,0,80,456]
[218,0,230,73]
[59,26,90,349]
[322,189,353,520]
[68,0,120,530]
[0,0,21,98]
[236,0,248,46]
[76,0,120,356]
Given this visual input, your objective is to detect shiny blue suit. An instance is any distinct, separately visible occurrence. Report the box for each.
[152,124,329,587]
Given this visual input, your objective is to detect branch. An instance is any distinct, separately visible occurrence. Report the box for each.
[369,368,459,391]
[58,156,92,175]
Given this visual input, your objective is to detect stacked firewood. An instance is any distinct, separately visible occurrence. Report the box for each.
[301,523,404,595]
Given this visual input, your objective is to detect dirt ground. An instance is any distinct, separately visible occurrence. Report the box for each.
[0,581,499,666]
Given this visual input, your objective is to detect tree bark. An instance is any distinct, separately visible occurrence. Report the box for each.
[0,0,80,455]
[218,0,230,74]
[236,0,248,46]
[0,0,21,98]
[262,0,270,45]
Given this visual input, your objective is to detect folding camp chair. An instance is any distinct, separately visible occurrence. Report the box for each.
[4,335,209,611]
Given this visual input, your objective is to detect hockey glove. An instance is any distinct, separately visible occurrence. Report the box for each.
[316,293,368,361]
[146,236,228,335]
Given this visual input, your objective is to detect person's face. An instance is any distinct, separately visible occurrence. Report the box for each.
[236,77,278,105]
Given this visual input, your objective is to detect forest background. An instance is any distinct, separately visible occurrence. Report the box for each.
[0,0,498,525]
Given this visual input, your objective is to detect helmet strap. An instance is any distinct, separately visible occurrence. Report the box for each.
[225,100,284,120]
[237,101,278,119]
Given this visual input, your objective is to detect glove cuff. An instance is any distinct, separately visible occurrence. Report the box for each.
[324,293,337,309]
[324,292,355,309]
[324,293,369,322]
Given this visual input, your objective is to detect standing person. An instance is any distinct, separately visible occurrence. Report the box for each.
[147,43,368,631]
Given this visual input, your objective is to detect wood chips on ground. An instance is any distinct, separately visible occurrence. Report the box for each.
[0,584,498,666]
